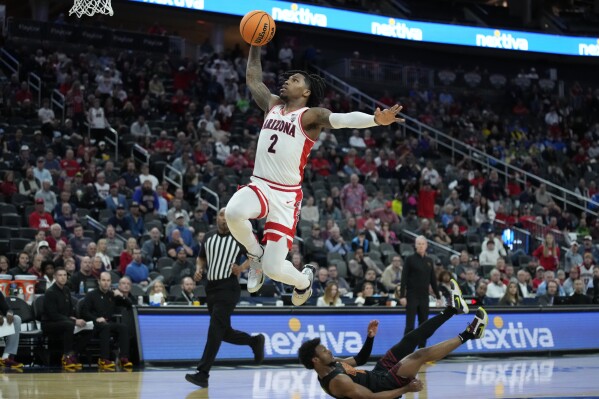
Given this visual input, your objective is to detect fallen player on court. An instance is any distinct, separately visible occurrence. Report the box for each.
[299,279,489,399]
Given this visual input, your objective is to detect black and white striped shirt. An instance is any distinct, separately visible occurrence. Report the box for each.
[200,230,245,281]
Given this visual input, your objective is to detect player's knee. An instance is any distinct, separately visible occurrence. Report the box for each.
[224,205,242,222]
[411,347,428,360]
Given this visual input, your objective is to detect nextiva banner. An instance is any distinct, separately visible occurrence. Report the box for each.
[137,310,599,362]
[130,0,599,57]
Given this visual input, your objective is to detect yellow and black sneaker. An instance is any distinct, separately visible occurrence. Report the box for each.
[466,307,488,339]
[62,354,82,371]
[98,358,116,371]
[449,279,469,314]
[0,356,24,369]
[119,357,133,369]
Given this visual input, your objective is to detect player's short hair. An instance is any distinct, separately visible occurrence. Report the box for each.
[281,70,326,107]
[298,338,321,369]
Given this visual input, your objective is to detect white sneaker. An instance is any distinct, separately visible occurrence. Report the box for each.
[247,248,264,294]
[449,279,469,314]
[292,265,315,306]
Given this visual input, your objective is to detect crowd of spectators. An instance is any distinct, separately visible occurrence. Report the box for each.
[0,17,598,320]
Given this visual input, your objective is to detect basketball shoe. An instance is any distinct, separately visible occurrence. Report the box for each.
[247,246,264,293]
[0,356,24,369]
[98,358,116,371]
[292,265,315,306]
[119,357,133,368]
[465,307,488,339]
[62,354,82,370]
[251,334,265,365]
[186,371,209,388]
[449,279,469,314]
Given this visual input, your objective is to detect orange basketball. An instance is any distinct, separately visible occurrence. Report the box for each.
[240,10,276,47]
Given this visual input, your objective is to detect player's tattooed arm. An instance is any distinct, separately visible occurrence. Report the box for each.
[246,46,282,112]
[302,107,334,130]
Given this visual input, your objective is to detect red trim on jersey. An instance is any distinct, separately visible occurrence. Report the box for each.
[298,136,314,183]
[265,221,295,237]
[263,221,295,250]
[280,105,302,116]
[297,108,316,143]
[290,190,303,246]
[266,104,281,116]
[262,232,291,247]
[246,184,269,219]
[253,175,301,191]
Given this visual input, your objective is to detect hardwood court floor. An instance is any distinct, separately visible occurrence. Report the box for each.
[3,354,599,398]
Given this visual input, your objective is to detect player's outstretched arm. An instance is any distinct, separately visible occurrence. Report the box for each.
[246,46,282,112]
[336,320,378,366]
[330,374,423,399]
[302,105,404,131]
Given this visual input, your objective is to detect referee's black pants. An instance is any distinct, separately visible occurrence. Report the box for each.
[403,294,430,348]
[196,276,254,375]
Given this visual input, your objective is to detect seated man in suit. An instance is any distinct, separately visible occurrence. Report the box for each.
[0,292,23,368]
[174,276,200,305]
[538,280,563,306]
[41,267,86,370]
[117,276,138,304]
[81,271,133,370]
[459,268,479,296]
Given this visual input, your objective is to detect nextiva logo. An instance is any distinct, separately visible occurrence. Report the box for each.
[465,360,554,391]
[272,3,328,27]
[371,18,422,41]
[140,0,204,10]
[475,30,529,50]
[252,369,324,399]
[579,39,599,56]
[466,316,554,351]
[256,318,362,356]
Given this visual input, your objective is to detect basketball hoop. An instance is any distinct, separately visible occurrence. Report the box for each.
[69,0,114,17]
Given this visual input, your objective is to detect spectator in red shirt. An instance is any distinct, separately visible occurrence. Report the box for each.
[417,180,438,219]
[193,142,208,165]
[224,145,249,172]
[155,130,175,156]
[0,171,18,199]
[344,148,364,170]
[60,149,80,178]
[532,233,560,271]
[14,82,33,104]
[29,198,55,231]
[171,89,190,115]
[363,130,376,148]
[359,153,378,181]
[310,150,331,177]
[244,148,256,169]
[47,223,68,252]
[506,174,522,198]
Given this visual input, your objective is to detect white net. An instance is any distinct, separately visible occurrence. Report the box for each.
[69,0,114,18]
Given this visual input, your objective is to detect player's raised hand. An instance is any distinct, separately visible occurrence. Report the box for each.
[367,320,379,337]
[374,104,405,125]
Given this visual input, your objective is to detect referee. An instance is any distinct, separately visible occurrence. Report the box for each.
[185,207,265,388]
[398,235,441,348]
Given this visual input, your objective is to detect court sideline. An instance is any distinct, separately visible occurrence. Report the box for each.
[2,354,599,398]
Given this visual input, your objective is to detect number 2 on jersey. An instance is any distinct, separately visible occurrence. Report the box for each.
[268,134,278,154]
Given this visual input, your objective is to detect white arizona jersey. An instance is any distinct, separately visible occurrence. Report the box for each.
[580,264,594,287]
[253,105,315,186]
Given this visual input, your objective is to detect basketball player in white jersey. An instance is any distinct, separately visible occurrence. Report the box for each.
[225,45,404,306]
